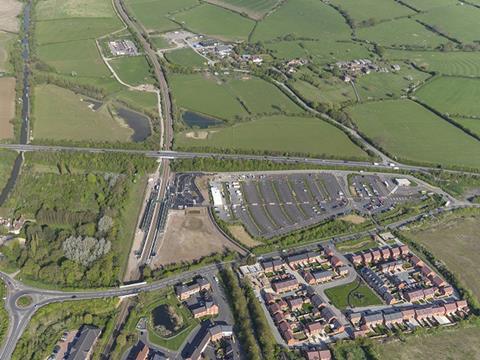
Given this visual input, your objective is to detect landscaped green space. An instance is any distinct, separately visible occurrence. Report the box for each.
[337,236,378,253]
[377,325,480,359]
[33,84,133,142]
[110,56,155,86]
[1,152,156,288]
[12,298,118,360]
[405,212,480,301]
[356,18,446,48]
[125,0,197,33]
[417,4,480,44]
[16,295,33,308]
[172,3,255,41]
[325,279,382,310]
[0,281,8,347]
[331,0,414,25]
[385,49,480,76]
[176,115,368,159]
[416,77,480,117]
[165,48,206,68]
[252,0,351,41]
[347,100,480,169]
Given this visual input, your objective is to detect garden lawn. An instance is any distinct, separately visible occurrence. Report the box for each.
[347,99,480,169]
[176,115,369,160]
[416,77,480,117]
[33,84,133,142]
[325,280,382,310]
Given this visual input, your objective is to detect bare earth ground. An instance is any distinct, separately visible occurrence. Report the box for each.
[0,77,15,139]
[194,174,212,205]
[407,214,480,301]
[0,0,22,33]
[339,214,367,224]
[152,208,239,266]
[228,224,262,248]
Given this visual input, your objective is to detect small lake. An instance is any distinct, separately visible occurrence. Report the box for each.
[183,111,222,129]
[116,107,152,142]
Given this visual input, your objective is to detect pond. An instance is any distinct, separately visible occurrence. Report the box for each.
[116,107,152,142]
[151,304,183,336]
[182,111,223,129]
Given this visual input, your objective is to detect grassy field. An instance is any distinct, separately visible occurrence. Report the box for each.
[176,115,369,159]
[356,65,430,100]
[0,149,17,194]
[356,18,446,48]
[325,279,382,310]
[385,49,480,76]
[401,0,456,11]
[347,100,480,169]
[291,77,356,105]
[115,88,158,114]
[454,117,480,137]
[164,48,206,68]
[416,77,480,117]
[0,77,15,140]
[417,4,480,44]
[0,31,14,73]
[110,56,155,86]
[36,0,117,19]
[172,3,255,41]
[406,213,480,301]
[252,0,351,41]
[204,0,279,19]
[336,236,378,253]
[377,325,480,359]
[331,0,414,24]
[33,84,133,142]
[125,0,197,33]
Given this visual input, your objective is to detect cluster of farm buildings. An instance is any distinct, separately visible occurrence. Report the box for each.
[331,59,401,82]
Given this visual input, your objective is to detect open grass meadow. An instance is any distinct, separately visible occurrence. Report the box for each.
[35,0,118,19]
[33,84,133,142]
[291,77,356,105]
[356,65,430,100]
[252,0,351,41]
[378,324,480,359]
[164,48,206,68]
[356,18,446,48]
[0,149,17,193]
[347,100,480,169]
[416,77,480,117]
[172,3,255,41]
[170,73,248,120]
[176,115,369,159]
[405,213,480,301]
[385,49,480,77]
[454,118,480,137]
[125,0,197,33]
[206,0,279,19]
[115,88,158,114]
[0,77,15,140]
[0,31,14,73]
[325,280,382,310]
[331,0,414,24]
[110,56,156,86]
[417,4,480,44]
[401,0,456,11]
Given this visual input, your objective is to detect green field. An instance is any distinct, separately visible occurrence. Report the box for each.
[377,325,480,360]
[356,65,430,100]
[172,4,255,41]
[356,18,446,47]
[400,0,456,11]
[176,115,369,159]
[210,0,279,18]
[347,100,480,169]
[110,56,155,86]
[291,77,356,105]
[33,84,133,142]
[115,88,158,114]
[336,236,378,253]
[416,77,480,117]
[454,117,480,137]
[0,32,15,73]
[406,213,480,301]
[417,4,480,44]
[165,48,206,68]
[325,279,382,310]
[36,0,118,19]
[170,73,301,120]
[385,49,480,77]
[331,0,414,24]
[125,0,197,33]
[252,0,351,41]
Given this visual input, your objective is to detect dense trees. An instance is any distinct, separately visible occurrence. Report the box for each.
[62,236,111,267]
